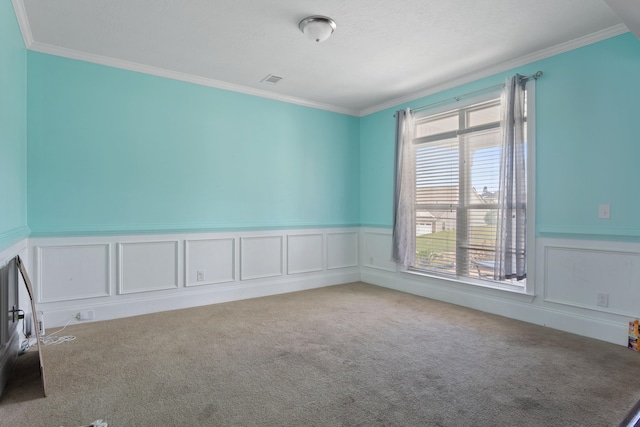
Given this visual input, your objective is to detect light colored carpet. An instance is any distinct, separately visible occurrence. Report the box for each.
[2,282,640,426]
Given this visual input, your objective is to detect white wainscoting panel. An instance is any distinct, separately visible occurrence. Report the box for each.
[240,236,283,280]
[28,229,640,346]
[185,238,235,286]
[358,231,640,346]
[287,234,323,275]
[26,228,361,330]
[37,244,110,303]
[544,246,640,316]
[118,241,179,294]
[362,231,397,272]
[327,232,358,270]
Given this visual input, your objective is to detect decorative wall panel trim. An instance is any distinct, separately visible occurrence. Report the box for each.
[362,231,397,272]
[240,236,283,281]
[185,238,235,287]
[24,229,640,347]
[543,246,640,317]
[287,234,324,275]
[27,228,358,327]
[118,241,179,295]
[36,244,111,303]
[327,232,358,270]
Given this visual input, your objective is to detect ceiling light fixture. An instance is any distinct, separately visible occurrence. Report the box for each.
[299,16,336,43]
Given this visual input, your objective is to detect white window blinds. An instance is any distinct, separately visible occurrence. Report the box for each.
[411,93,526,284]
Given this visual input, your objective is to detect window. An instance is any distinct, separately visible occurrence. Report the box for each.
[395,78,534,289]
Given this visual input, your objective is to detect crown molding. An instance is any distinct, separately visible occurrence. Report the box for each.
[11,0,629,119]
[358,24,630,117]
[13,0,358,116]
[11,0,33,47]
[26,41,361,117]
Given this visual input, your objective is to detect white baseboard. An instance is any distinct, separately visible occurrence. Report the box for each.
[362,268,628,346]
[20,226,640,347]
[359,227,640,347]
[42,269,360,328]
[28,227,361,328]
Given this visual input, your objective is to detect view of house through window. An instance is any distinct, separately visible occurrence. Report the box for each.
[411,92,528,286]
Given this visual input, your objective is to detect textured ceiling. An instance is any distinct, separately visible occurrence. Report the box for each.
[16,0,628,115]
[606,0,640,39]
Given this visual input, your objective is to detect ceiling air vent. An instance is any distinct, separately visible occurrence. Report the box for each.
[260,74,282,85]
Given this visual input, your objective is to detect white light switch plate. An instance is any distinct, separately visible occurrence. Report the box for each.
[599,204,610,219]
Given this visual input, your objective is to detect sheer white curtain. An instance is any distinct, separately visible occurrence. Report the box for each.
[494,75,527,281]
[392,109,415,266]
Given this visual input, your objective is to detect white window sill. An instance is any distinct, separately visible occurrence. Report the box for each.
[402,267,536,303]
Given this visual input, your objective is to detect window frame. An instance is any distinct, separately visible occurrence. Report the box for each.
[401,82,536,296]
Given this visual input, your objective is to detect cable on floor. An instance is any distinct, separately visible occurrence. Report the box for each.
[40,316,76,346]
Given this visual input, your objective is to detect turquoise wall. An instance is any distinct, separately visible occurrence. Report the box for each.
[360,33,640,240]
[0,2,28,249]
[534,34,640,237]
[20,31,640,239]
[27,53,360,235]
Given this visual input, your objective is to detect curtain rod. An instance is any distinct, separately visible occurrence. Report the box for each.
[394,71,543,117]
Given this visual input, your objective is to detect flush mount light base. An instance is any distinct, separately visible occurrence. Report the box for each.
[299,16,336,43]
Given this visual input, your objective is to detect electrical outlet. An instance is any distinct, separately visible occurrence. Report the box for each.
[197,270,205,281]
[597,293,609,307]
[77,310,94,321]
